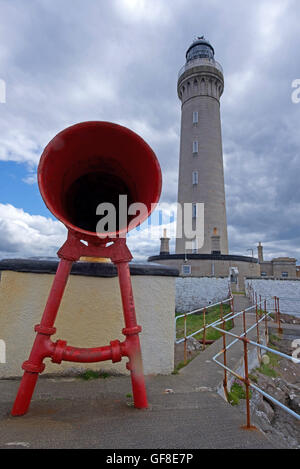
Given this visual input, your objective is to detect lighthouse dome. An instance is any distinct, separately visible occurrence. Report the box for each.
[186,37,214,62]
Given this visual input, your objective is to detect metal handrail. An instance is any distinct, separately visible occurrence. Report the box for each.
[175,297,233,345]
[175,295,235,364]
[211,297,300,427]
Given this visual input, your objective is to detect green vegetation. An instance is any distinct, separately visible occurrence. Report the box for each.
[79,370,110,380]
[126,393,134,407]
[257,308,266,317]
[172,356,195,374]
[176,304,233,342]
[257,351,280,378]
[249,373,258,384]
[228,381,251,406]
[269,334,280,346]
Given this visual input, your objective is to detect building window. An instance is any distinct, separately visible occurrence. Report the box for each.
[193,141,198,154]
[192,171,198,185]
[182,265,191,275]
[192,202,197,218]
[261,272,267,277]
[282,272,288,278]
[193,111,198,124]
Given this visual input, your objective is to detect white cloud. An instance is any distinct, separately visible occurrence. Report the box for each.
[0,203,67,258]
[257,0,291,54]
[0,202,170,262]
[115,0,172,24]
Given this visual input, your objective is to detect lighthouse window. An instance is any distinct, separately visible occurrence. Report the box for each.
[187,44,214,61]
[192,171,198,185]
[193,111,198,124]
[193,141,198,154]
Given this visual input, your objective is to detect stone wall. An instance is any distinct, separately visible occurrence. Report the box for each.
[175,276,230,313]
[245,278,300,318]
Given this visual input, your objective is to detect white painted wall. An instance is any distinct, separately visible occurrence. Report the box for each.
[245,279,300,317]
[0,271,175,378]
[175,277,230,313]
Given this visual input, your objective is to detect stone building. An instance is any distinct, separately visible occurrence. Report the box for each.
[256,242,297,279]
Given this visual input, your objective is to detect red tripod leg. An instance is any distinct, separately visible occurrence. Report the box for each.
[11,259,73,416]
[116,261,148,409]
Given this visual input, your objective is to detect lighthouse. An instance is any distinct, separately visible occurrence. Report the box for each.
[148,38,259,284]
[176,37,228,255]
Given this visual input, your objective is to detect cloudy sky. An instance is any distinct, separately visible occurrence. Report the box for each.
[0,0,299,262]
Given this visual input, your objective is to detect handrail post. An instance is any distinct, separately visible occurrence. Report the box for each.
[220,303,228,401]
[184,313,187,365]
[255,301,261,363]
[264,299,269,346]
[259,295,262,313]
[230,296,235,327]
[277,297,282,335]
[202,307,207,351]
[242,310,252,429]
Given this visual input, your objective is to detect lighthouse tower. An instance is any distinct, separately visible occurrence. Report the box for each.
[148,38,259,285]
[175,37,228,255]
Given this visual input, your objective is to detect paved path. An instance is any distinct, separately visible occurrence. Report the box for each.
[0,314,277,449]
[232,294,253,313]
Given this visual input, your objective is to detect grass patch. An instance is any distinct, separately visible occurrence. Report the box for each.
[172,357,194,374]
[257,351,280,378]
[269,334,280,347]
[249,373,258,384]
[257,308,266,317]
[228,381,251,406]
[79,370,110,381]
[176,304,233,342]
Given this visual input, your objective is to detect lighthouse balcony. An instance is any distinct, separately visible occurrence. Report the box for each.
[178,57,223,79]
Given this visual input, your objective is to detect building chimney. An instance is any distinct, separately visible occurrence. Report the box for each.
[211,228,221,254]
[160,229,170,255]
[257,242,264,263]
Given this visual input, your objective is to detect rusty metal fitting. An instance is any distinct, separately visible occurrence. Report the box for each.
[122,325,142,336]
[51,340,67,364]
[241,336,250,344]
[110,340,122,363]
[22,360,45,374]
[34,324,57,336]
